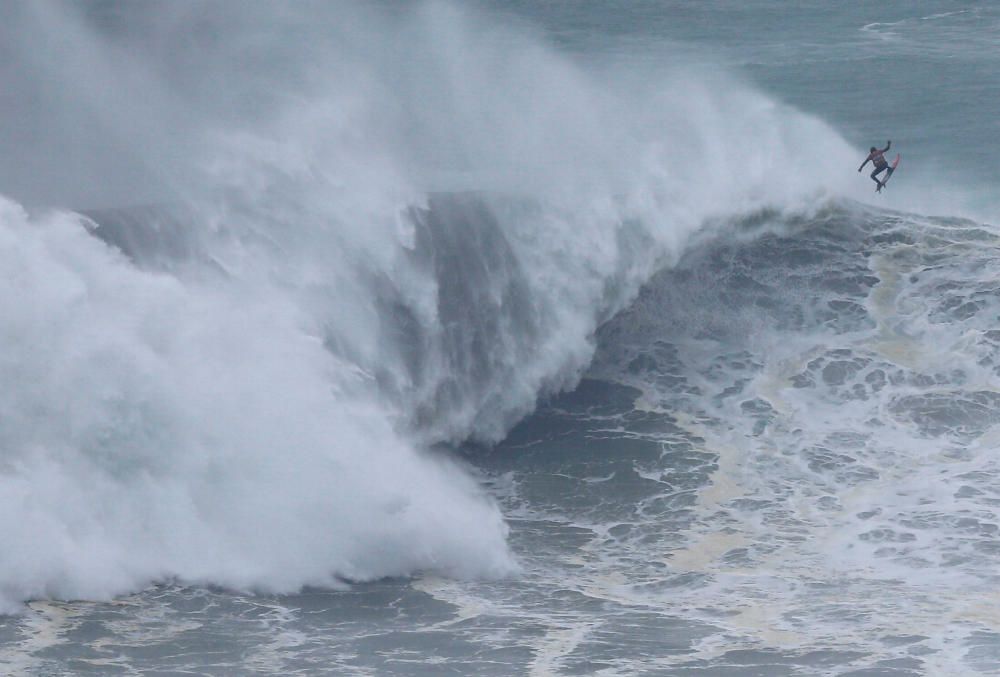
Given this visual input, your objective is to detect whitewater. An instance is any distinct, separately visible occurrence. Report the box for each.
[2,1,1000,675]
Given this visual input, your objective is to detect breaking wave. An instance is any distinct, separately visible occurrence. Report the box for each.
[0,0,864,610]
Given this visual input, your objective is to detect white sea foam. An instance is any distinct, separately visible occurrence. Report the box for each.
[0,199,512,611]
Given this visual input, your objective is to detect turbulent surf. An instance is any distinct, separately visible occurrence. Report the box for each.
[2,1,1000,675]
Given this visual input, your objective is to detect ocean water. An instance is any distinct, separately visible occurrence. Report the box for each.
[2,2,1000,675]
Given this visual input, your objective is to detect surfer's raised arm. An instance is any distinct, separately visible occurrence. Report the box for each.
[881,140,891,153]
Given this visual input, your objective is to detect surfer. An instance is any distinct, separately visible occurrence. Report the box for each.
[858,140,892,192]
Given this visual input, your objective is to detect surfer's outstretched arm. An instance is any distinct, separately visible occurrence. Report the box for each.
[858,156,870,172]
[881,140,891,152]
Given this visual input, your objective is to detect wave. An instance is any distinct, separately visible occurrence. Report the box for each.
[0,1,864,609]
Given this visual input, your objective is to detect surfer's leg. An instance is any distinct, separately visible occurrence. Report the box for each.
[870,167,885,189]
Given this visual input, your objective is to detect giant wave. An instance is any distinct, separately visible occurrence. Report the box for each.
[0,0,863,610]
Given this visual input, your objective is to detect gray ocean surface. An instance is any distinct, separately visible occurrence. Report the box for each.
[3,2,1000,676]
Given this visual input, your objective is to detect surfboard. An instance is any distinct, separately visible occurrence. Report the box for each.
[879,154,901,189]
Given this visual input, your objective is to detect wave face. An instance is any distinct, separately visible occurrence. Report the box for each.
[0,1,860,609]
